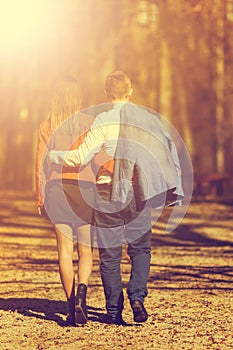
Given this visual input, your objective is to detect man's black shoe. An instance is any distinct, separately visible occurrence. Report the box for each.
[99,314,127,325]
[131,300,148,323]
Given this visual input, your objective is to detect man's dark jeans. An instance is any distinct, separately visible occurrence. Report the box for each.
[95,183,151,320]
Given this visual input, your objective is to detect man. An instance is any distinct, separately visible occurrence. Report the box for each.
[49,70,183,325]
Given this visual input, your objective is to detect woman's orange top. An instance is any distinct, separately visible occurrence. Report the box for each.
[35,114,96,207]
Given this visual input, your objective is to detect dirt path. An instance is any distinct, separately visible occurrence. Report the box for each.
[0,192,232,350]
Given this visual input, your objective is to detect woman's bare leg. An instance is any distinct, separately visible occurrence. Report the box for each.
[54,224,74,299]
[76,224,93,285]
[73,224,93,324]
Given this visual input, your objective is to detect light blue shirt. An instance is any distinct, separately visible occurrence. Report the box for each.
[49,103,126,167]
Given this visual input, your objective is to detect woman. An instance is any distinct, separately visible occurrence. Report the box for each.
[36,78,96,326]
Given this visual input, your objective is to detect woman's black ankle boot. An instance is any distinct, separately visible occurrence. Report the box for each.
[75,283,88,324]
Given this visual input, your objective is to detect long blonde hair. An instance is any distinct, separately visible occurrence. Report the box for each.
[49,77,82,131]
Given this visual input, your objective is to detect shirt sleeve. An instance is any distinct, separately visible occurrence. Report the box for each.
[50,115,106,167]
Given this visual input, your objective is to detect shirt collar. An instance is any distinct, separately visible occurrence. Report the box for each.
[112,101,127,109]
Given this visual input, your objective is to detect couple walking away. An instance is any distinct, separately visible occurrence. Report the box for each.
[36,70,184,326]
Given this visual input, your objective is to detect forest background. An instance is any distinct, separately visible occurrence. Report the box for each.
[0,0,232,193]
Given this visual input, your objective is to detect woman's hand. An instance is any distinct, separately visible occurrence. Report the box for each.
[37,205,48,218]
[37,206,42,215]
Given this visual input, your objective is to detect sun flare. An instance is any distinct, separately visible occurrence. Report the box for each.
[0,0,53,54]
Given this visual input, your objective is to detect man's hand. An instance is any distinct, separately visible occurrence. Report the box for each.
[49,150,67,165]
[49,149,81,167]
[37,206,42,215]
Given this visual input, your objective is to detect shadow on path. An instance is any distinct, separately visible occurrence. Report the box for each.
[147,264,233,290]
[0,298,139,327]
[0,297,68,326]
[151,223,233,247]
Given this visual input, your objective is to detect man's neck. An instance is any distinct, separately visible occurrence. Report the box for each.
[111,98,129,103]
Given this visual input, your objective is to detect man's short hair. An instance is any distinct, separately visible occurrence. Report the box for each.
[105,70,131,100]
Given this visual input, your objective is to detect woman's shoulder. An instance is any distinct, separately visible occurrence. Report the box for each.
[40,118,50,129]
[39,118,51,137]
